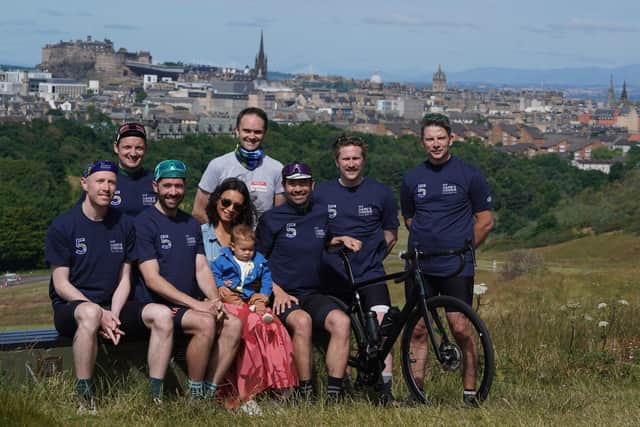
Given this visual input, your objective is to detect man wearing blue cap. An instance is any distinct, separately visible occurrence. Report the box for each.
[46,160,174,412]
[136,160,243,400]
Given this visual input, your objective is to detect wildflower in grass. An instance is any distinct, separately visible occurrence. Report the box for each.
[617,299,629,306]
[598,302,607,309]
[473,283,488,295]
[560,305,567,311]
[584,314,593,321]
[598,321,609,328]
[567,301,580,309]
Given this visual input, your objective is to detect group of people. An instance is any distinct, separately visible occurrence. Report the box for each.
[46,107,493,413]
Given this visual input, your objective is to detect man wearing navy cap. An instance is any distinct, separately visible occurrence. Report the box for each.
[256,161,361,403]
[136,160,242,400]
[45,160,174,412]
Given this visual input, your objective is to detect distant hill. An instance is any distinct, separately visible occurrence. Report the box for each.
[427,64,640,88]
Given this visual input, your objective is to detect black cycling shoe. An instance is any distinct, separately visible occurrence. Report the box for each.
[463,393,480,408]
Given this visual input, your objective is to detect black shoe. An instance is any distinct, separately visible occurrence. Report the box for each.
[377,388,395,406]
[325,392,345,406]
[463,393,480,408]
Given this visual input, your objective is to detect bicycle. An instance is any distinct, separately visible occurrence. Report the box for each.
[328,243,495,405]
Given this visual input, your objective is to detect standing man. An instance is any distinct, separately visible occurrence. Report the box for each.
[314,135,399,405]
[192,107,284,223]
[136,160,243,400]
[400,113,494,406]
[255,161,361,403]
[111,122,157,216]
[46,160,173,412]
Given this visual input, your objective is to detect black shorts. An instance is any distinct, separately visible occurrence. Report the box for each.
[53,300,149,339]
[405,274,474,310]
[168,306,190,335]
[331,282,391,313]
[276,293,345,330]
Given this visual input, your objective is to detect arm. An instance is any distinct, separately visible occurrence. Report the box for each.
[139,258,217,313]
[329,235,362,252]
[192,188,211,225]
[51,266,91,302]
[102,262,132,345]
[259,261,273,296]
[195,253,221,301]
[383,229,398,258]
[404,217,413,230]
[473,210,494,248]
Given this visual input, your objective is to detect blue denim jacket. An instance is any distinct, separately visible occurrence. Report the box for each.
[210,247,272,299]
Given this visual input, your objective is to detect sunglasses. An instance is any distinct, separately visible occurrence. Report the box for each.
[219,198,244,212]
[282,161,312,178]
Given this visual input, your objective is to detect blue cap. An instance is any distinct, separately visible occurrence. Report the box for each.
[83,160,118,177]
[154,160,187,181]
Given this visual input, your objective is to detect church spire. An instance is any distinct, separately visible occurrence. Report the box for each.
[607,74,615,108]
[254,30,268,80]
[620,80,628,103]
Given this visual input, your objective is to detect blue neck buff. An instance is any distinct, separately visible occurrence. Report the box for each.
[235,144,265,171]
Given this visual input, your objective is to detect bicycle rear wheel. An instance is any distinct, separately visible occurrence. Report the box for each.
[400,295,494,404]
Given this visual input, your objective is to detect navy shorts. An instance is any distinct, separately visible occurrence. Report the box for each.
[276,293,345,330]
[405,274,474,310]
[53,300,148,339]
[330,282,391,312]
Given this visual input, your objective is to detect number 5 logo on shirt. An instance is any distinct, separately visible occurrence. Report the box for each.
[285,223,297,239]
[328,204,337,219]
[75,238,87,255]
[416,184,427,199]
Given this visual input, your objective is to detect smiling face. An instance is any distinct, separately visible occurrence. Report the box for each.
[153,178,185,214]
[236,113,266,152]
[284,178,313,208]
[335,144,365,186]
[421,125,454,165]
[81,170,117,207]
[216,189,245,224]
[114,136,146,171]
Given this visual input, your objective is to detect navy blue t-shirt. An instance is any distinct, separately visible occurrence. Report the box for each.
[400,156,493,277]
[135,207,205,304]
[46,205,136,306]
[79,168,156,217]
[255,200,329,297]
[314,177,399,285]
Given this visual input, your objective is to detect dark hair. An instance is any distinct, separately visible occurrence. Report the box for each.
[421,113,452,138]
[236,107,268,132]
[205,178,256,228]
[332,134,368,160]
[231,224,256,244]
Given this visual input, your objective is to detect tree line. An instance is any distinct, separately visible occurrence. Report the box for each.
[1,117,637,270]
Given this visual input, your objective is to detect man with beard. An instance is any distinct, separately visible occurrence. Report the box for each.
[46,160,173,412]
[256,161,361,403]
[192,107,284,223]
[136,160,243,400]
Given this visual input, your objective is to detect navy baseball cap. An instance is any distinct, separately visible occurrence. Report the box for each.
[83,160,118,177]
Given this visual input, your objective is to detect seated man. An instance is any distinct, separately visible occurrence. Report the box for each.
[255,161,361,402]
[46,160,173,412]
[136,159,243,400]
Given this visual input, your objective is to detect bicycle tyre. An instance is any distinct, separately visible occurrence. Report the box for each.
[400,295,494,404]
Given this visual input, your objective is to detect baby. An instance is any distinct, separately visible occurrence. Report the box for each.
[211,224,273,323]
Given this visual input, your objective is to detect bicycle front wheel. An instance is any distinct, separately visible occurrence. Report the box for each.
[400,295,494,404]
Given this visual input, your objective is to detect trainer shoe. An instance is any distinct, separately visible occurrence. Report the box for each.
[463,393,480,408]
[77,397,97,415]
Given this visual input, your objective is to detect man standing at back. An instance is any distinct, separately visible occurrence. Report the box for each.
[136,160,243,400]
[314,135,399,405]
[400,113,494,406]
[192,107,284,223]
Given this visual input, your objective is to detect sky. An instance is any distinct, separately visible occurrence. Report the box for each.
[1,0,639,82]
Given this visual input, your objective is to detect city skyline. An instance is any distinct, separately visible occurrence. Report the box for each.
[1,0,639,82]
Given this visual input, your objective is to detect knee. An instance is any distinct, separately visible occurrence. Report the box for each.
[327,311,351,339]
[222,313,243,339]
[147,305,173,336]
[75,303,102,330]
[194,313,217,340]
[288,312,312,339]
[411,320,428,340]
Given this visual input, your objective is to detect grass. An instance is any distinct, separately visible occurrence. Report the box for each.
[1,231,640,425]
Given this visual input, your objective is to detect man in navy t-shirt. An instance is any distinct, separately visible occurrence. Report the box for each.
[136,159,242,400]
[400,113,494,406]
[314,135,399,405]
[256,161,361,403]
[46,160,173,410]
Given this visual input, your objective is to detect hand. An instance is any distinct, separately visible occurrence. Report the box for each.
[272,289,298,316]
[334,236,362,252]
[218,286,234,299]
[100,309,125,345]
[192,299,219,318]
[248,293,268,315]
